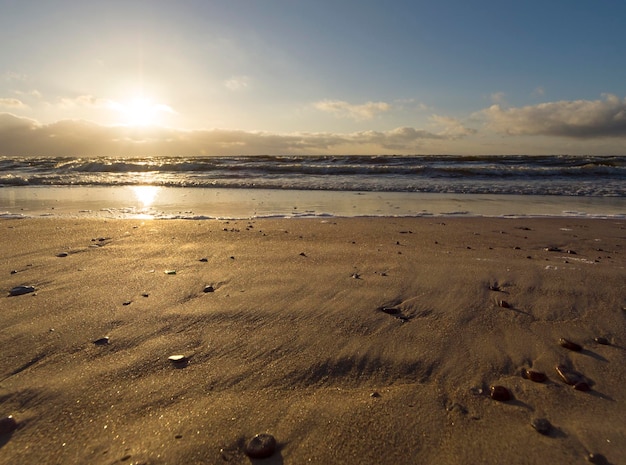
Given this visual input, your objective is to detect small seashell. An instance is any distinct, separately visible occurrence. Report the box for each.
[164,270,177,275]
[594,336,610,345]
[555,365,581,385]
[244,433,277,459]
[523,369,547,383]
[168,355,187,363]
[9,285,36,296]
[559,338,582,351]
[0,415,17,435]
[531,417,552,435]
[489,385,511,402]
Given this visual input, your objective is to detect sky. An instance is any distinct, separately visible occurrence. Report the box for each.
[1,0,626,156]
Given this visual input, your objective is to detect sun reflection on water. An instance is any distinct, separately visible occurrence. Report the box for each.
[131,185,160,216]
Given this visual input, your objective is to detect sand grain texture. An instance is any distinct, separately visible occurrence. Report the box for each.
[1,218,625,464]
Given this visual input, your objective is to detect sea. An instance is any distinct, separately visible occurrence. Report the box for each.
[0,155,624,219]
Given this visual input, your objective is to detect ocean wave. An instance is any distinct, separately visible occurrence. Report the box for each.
[1,155,624,197]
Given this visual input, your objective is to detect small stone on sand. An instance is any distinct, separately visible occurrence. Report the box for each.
[531,417,552,435]
[9,285,36,296]
[587,453,610,465]
[168,355,187,364]
[574,381,591,392]
[559,338,582,351]
[199,258,208,262]
[523,369,547,383]
[594,336,610,345]
[489,385,511,402]
[56,252,68,257]
[93,337,110,345]
[203,285,215,293]
[498,300,510,308]
[244,433,277,459]
[0,415,17,435]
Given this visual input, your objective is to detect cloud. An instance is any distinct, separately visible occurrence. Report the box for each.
[490,92,506,104]
[429,115,476,138]
[0,113,466,156]
[58,95,113,109]
[480,94,626,138]
[531,87,545,98]
[314,99,392,120]
[0,98,26,108]
[224,76,250,91]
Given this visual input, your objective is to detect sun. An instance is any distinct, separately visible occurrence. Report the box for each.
[110,97,173,127]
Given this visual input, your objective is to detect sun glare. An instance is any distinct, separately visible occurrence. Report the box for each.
[110,97,173,127]
[132,185,160,209]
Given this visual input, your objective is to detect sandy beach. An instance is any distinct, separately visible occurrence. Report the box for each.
[1,217,625,465]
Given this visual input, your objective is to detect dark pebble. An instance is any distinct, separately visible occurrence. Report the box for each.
[380,307,400,315]
[574,381,591,392]
[56,252,69,257]
[559,338,582,351]
[498,300,510,308]
[489,385,511,401]
[93,336,110,345]
[566,249,577,254]
[199,258,208,262]
[203,285,215,293]
[544,247,562,252]
[122,301,132,306]
[587,453,610,465]
[0,415,17,435]
[9,285,36,296]
[594,336,610,345]
[531,417,552,435]
[10,270,18,275]
[523,369,547,383]
[245,433,277,459]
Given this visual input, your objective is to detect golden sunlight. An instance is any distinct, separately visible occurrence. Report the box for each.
[132,185,160,209]
[110,97,173,126]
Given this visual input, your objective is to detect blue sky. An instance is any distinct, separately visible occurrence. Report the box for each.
[1,0,625,155]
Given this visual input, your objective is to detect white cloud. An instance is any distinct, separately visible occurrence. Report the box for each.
[480,94,626,138]
[429,115,476,138]
[314,99,392,120]
[224,76,250,91]
[0,98,26,108]
[58,94,113,109]
[0,113,468,156]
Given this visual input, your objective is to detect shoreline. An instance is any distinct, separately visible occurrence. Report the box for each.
[1,217,625,464]
[1,186,625,220]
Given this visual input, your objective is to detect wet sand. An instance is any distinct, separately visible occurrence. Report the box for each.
[1,217,625,464]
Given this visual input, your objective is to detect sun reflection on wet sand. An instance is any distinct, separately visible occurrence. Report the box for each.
[131,186,160,217]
